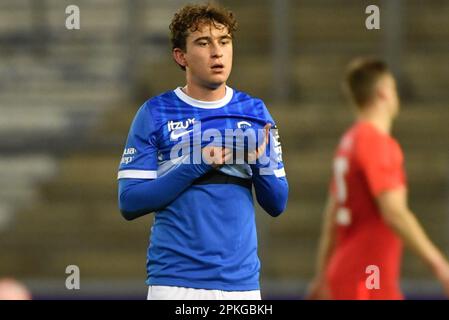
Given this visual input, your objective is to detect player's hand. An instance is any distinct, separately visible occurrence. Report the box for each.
[202,146,233,169]
[306,277,331,300]
[246,123,271,164]
[434,261,449,298]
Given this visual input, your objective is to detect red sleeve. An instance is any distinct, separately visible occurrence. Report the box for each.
[357,131,406,197]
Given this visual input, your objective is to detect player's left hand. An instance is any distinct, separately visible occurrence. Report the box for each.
[202,146,233,169]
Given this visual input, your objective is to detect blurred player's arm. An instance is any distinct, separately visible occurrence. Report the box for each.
[378,187,449,296]
[307,194,337,299]
[119,147,232,220]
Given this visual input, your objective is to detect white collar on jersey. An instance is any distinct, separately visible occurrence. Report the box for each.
[174,86,233,109]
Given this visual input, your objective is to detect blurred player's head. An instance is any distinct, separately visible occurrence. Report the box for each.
[343,58,400,119]
[0,278,32,300]
[170,3,237,89]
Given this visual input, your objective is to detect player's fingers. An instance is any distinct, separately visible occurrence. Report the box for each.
[223,152,233,164]
[264,123,272,141]
[222,148,233,164]
[222,147,233,155]
[258,123,271,149]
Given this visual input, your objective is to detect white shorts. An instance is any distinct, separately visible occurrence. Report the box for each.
[147,285,261,300]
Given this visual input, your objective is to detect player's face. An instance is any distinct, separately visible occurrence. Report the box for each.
[181,22,233,89]
[379,74,400,118]
[386,74,400,117]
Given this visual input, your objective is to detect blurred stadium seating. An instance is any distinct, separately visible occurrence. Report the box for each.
[0,0,448,299]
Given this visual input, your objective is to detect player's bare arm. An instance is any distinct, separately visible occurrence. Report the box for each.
[378,187,449,297]
[307,194,337,300]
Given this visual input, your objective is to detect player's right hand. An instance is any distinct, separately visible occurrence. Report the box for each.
[245,123,271,164]
[306,277,331,300]
[202,146,233,169]
[435,262,449,298]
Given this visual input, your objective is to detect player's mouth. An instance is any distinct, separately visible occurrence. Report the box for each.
[211,63,225,72]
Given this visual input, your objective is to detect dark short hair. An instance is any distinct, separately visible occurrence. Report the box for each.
[343,58,390,108]
[169,2,237,69]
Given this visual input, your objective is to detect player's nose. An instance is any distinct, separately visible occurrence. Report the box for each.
[210,42,223,58]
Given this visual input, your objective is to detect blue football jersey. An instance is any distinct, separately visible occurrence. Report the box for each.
[118,86,286,290]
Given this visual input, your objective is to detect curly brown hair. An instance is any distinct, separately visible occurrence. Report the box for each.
[169,2,238,53]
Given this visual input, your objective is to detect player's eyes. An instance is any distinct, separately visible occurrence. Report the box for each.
[221,40,231,45]
[198,41,208,46]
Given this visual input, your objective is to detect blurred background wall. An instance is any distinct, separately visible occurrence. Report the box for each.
[0,0,448,299]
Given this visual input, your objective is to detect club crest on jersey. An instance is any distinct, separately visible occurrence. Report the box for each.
[237,121,252,129]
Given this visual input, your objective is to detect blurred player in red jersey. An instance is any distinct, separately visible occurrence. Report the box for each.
[308,58,449,300]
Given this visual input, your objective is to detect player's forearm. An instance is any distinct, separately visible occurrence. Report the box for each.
[118,163,212,220]
[384,208,448,275]
[314,196,337,279]
[251,169,288,217]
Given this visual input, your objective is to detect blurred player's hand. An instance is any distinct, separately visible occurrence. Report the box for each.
[434,262,449,298]
[202,146,233,169]
[306,277,331,300]
[246,123,271,164]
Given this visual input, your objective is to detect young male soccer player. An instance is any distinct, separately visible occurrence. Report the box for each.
[308,58,449,300]
[117,3,288,300]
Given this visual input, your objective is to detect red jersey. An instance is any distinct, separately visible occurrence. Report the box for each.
[326,121,406,300]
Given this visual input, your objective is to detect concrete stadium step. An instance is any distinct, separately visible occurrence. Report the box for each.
[0,154,57,229]
[406,1,449,40]
[45,43,127,61]
[0,80,122,94]
[0,93,120,109]
[229,57,273,96]
[45,1,127,30]
[0,181,41,204]
[0,155,57,181]
[261,239,316,278]
[0,108,72,134]
[0,88,125,109]
[0,55,124,82]
[5,201,151,245]
[403,53,449,99]
[224,3,273,52]
[42,183,116,202]
[293,4,382,43]
[0,249,147,279]
[51,154,120,185]
[50,250,147,279]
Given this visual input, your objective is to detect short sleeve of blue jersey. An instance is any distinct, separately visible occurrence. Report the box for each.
[117,103,158,179]
[257,102,286,178]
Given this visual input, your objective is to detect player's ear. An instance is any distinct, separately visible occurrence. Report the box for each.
[375,78,388,102]
[173,48,187,68]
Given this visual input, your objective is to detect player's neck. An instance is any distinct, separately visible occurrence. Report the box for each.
[182,83,227,102]
[358,112,393,135]
[357,100,396,135]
